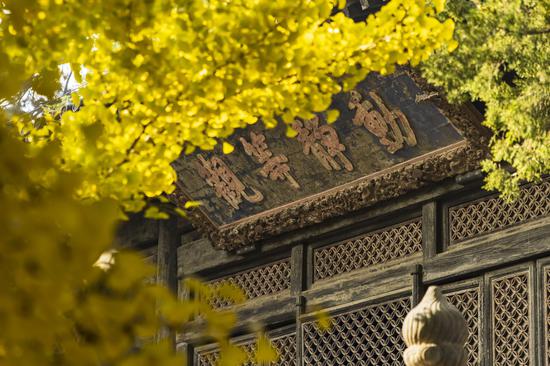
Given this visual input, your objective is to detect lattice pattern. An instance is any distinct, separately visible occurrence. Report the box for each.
[196,332,296,366]
[302,297,410,365]
[445,287,481,366]
[314,219,422,281]
[208,259,291,308]
[450,179,550,243]
[492,272,530,365]
[545,266,550,366]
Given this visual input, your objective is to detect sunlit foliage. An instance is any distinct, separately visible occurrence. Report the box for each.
[421,0,549,199]
[0,0,457,212]
[0,114,272,365]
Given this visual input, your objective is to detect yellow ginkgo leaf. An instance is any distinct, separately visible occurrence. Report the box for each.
[218,344,247,366]
[222,142,234,154]
[255,333,279,365]
[184,144,196,154]
[215,282,247,305]
[182,277,214,301]
[315,309,332,331]
[286,126,298,138]
[184,200,202,209]
[326,109,340,124]
[433,0,445,13]
[205,310,237,340]
[174,207,188,217]
[447,39,459,52]
[144,206,169,219]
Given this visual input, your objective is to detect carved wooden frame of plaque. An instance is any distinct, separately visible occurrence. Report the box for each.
[170,68,490,251]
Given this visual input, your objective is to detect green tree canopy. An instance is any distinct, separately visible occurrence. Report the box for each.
[421,0,549,199]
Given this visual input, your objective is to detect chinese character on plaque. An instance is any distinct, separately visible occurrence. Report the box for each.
[195,154,264,209]
[348,90,417,153]
[292,116,354,172]
[240,131,300,189]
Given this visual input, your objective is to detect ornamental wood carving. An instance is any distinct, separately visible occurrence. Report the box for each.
[303,296,410,365]
[195,154,263,210]
[171,68,489,250]
[348,89,417,153]
[292,115,353,172]
[240,131,300,189]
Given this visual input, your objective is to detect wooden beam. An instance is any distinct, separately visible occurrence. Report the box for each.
[422,201,439,259]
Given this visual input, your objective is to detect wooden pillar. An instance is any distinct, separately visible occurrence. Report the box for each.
[156,216,180,346]
[291,245,307,366]
[295,295,306,366]
[176,343,194,365]
[411,264,424,307]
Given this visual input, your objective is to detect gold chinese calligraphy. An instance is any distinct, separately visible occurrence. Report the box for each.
[195,154,263,209]
[195,90,420,211]
[348,90,417,153]
[240,131,300,189]
[292,116,354,172]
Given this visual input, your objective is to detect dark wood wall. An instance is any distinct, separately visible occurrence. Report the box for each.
[118,176,550,365]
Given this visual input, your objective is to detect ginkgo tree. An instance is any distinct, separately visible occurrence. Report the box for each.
[0,117,275,365]
[1,0,457,213]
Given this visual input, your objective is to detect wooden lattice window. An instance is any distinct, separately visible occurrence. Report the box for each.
[313,218,422,281]
[491,271,531,365]
[449,179,550,244]
[196,332,296,366]
[445,286,481,366]
[302,296,410,365]
[208,259,291,308]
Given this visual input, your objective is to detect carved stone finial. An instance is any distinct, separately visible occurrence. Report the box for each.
[402,286,468,366]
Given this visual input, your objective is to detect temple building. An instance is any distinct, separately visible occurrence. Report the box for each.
[117,2,550,365]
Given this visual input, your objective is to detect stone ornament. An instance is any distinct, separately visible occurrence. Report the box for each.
[402,286,468,366]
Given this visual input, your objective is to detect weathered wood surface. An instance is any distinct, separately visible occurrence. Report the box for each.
[177,236,288,278]
[177,291,295,344]
[258,178,465,252]
[157,218,179,292]
[300,216,550,313]
[156,218,180,345]
[115,213,158,249]
[177,179,466,277]
[178,237,245,277]
[535,257,550,366]
[166,171,550,365]
[302,256,418,312]
[422,201,440,259]
[174,72,464,227]
[423,216,550,284]
[175,213,550,335]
